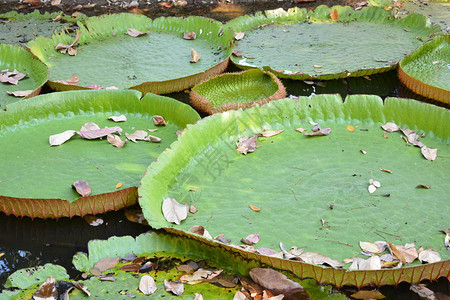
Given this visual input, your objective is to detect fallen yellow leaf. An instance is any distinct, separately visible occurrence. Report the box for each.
[116,182,123,189]
[347,125,355,132]
[249,204,260,212]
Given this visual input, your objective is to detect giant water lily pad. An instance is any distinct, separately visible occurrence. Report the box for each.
[0,232,346,299]
[190,68,286,114]
[227,5,441,80]
[0,89,200,218]
[0,10,83,45]
[0,44,48,109]
[398,35,449,103]
[139,95,449,287]
[28,13,234,95]
[399,0,450,33]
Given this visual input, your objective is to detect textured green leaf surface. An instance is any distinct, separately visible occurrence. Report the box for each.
[28,13,234,94]
[228,6,441,80]
[399,35,449,102]
[400,1,450,32]
[4,263,69,289]
[139,95,449,286]
[0,90,199,217]
[0,10,82,45]
[0,44,48,109]
[190,68,285,114]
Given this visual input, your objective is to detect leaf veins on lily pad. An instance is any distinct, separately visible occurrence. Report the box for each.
[162,198,188,225]
[72,180,91,197]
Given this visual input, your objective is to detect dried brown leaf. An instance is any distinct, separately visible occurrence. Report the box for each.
[0,69,27,85]
[260,130,284,137]
[94,257,120,273]
[80,122,100,131]
[78,126,122,139]
[234,32,245,40]
[164,280,184,296]
[249,204,260,212]
[249,268,304,295]
[190,48,201,63]
[241,234,260,245]
[153,115,166,126]
[139,275,157,295]
[107,134,126,148]
[236,135,258,155]
[72,180,91,197]
[418,249,441,263]
[358,256,381,270]
[304,128,331,136]
[49,130,76,146]
[83,214,103,226]
[298,252,343,268]
[7,90,33,97]
[126,130,148,143]
[162,198,188,225]
[183,32,196,40]
[410,284,436,300]
[351,290,385,299]
[441,229,450,250]
[124,209,148,225]
[360,241,382,254]
[119,263,141,272]
[54,74,79,85]
[126,28,148,37]
[295,127,307,133]
[330,9,338,20]
[421,146,437,161]
[145,135,162,143]
[71,281,90,297]
[394,244,418,263]
[189,204,197,214]
[180,269,223,284]
[381,122,399,132]
[189,225,212,239]
[233,291,248,300]
[108,115,127,122]
[388,242,406,264]
[33,276,57,300]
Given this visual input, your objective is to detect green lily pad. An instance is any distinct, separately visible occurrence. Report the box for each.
[0,44,48,109]
[190,68,286,114]
[398,35,449,103]
[139,94,449,287]
[28,13,234,94]
[227,5,441,80]
[0,10,84,46]
[4,263,69,289]
[0,89,200,218]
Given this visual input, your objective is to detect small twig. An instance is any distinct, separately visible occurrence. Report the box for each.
[291,189,299,201]
[376,229,400,237]
[326,240,353,247]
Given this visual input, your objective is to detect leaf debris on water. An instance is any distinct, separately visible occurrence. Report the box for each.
[0,69,27,85]
[54,31,81,55]
[54,74,79,85]
[126,28,149,37]
[249,204,260,212]
[107,134,127,148]
[183,32,196,40]
[108,115,127,122]
[49,130,77,146]
[236,135,258,155]
[190,48,201,63]
[249,268,304,295]
[234,32,245,40]
[153,115,166,126]
[7,90,33,97]
[139,275,157,295]
[164,280,184,296]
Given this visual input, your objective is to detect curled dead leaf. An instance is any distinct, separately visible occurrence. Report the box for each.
[54,31,81,55]
[260,130,284,137]
[236,135,258,155]
[33,276,57,300]
[78,126,122,140]
[189,225,212,239]
[153,115,166,126]
[330,9,338,20]
[298,252,343,268]
[72,180,91,197]
[249,268,304,295]
[183,32,196,40]
[421,146,437,161]
[126,130,148,143]
[94,257,120,273]
[190,48,201,63]
[7,90,33,97]
[115,182,122,189]
[304,128,331,136]
[126,28,148,37]
[162,198,188,225]
[381,122,399,132]
[249,204,260,212]
[380,168,393,173]
[351,290,385,299]
[180,269,223,284]
[49,130,76,146]
[295,127,307,133]
[164,280,184,296]
[241,233,260,245]
[139,275,157,295]
[418,248,441,263]
[416,184,431,189]
[108,115,127,122]
[107,134,126,148]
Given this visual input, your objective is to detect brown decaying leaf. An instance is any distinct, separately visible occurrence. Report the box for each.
[183,32,196,40]
[49,130,77,146]
[330,8,338,20]
[126,28,148,37]
[441,229,450,250]
[260,130,284,137]
[119,264,141,272]
[146,135,161,143]
[351,290,385,299]
[180,269,223,284]
[33,276,57,300]
[381,122,399,132]
[418,249,441,263]
[72,180,91,197]
[380,168,393,173]
[298,252,343,268]
[236,135,258,155]
[126,130,148,143]
[189,204,197,214]
[304,128,331,136]
[54,31,81,55]
[295,127,307,133]
[249,268,305,295]
[241,233,260,245]
[194,293,203,300]
[153,115,166,126]
[189,225,212,239]
[71,281,91,297]
[421,146,437,161]
[234,32,245,40]
[124,209,149,225]
[360,149,367,154]
[78,126,122,140]
[410,284,436,300]
[80,122,100,131]
[162,198,188,225]
[115,182,121,189]
[93,257,120,273]
[233,290,247,300]
[394,244,418,263]
[416,184,431,189]
[164,280,184,296]
[190,48,201,63]
[249,204,260,212]
[139,275,157,295]
[107,134,126,148]
[360,241,382,254]
[0,69,27,85]
[7,90,33,97]
[358,256,381,270]
[83,214,104,226]
[54,74,79,85]
[388,242,406,264]
[232,50,243,56]
[108,115,127,122]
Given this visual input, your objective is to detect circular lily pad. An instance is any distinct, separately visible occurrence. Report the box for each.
[0,89,200,218]
[139,94,449,287]
[227,5,441,80]
[190,69,286,114]
[398,35,449,103]
[28,13,234,95]
[0,44,48,109]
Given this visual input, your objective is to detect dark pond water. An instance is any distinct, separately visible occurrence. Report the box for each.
[0,0,449,298]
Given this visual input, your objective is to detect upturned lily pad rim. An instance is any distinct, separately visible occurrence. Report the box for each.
[398,35,450,103]
[27,13,234,95]
[0,44,49,107]
[190,69,286,114]
[227,5,442,80]
[0,89,200,219]
[0,9,86,22]
[138,94,449,287]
